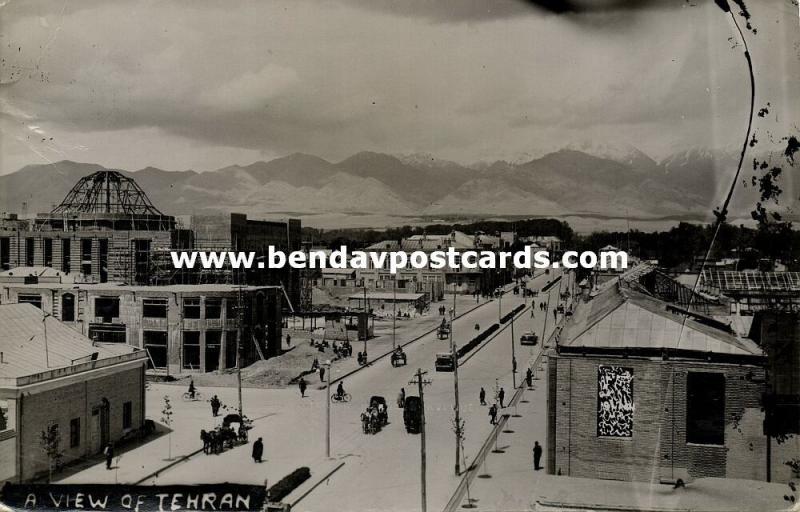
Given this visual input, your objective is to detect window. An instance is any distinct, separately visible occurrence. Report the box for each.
[62,293,75,322]
[43,239,53,267]
[143,331,168,369]
[182,331,200,369]
[226,299,238,320]
[225,331,238,369]
[0,237,9,270]
[94,297,120,322]
[98,239,108,283]
[205,331,221,372]
[0,400,9,430]
[70,418,80,448]
[205,298,222,319]
[25,238,35,266]
[133,240,151,285]
[122,402,132,430]
[18,294,42,309]
[183,298,201,319]
[81,238,93,275]
[686,372,725,445]
[61,239,71,273]
[88,324,126,343]
[142,298,168,318]
[597,366,634,438]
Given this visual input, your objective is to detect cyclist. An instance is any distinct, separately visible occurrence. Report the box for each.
[336,381,345,400]
[188,379,196,400]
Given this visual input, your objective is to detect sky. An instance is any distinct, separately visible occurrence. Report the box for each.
[0,0,798,174]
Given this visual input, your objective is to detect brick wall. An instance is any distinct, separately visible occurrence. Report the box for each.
[17,364,145,481]
[549,353,768,483]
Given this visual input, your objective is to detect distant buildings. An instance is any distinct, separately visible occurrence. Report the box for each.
[0,303,147,483]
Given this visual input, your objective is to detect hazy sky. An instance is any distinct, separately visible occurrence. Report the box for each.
[1,0,798,173]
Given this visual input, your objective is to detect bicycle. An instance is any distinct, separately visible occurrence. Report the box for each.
[182,391,205,401]
[331,392,352,403]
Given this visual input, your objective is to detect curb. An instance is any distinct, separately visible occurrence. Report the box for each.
[132,446,204,484]
[457,304,530,366]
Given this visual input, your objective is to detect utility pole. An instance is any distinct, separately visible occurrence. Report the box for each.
[450,307,462,475]
[498,287,502,322]
[511,313,517,388]
[410,369,431,512]
[325,359,332,458]
[236,281,244,418]
[363,284,368,357]
[392,274,397,350]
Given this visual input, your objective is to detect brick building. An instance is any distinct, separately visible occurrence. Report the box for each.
[0,270,284,375]
[546,284,797,484]
[0,303,147,483]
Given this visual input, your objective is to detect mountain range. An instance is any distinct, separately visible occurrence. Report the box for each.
[1,146,794,225]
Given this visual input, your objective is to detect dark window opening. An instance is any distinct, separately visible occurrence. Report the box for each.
[94,297,120,322]
[143,331,168,369]
[182,331,200,369]
[88,323,126,343]
[183,297,201,319]
[70,418,80,448]
[225,331,238,369]
[25,238,34,266]
[687,372,725,445]
[226,299,238,320]
[0,237,9,270]
[205,298,222,319]
[18,294,42,309]
[99,239,108,282]
[81,239,92,275]
[43,238,53,267]
[122,402,132,430]
[205,331,221,372]
[142,298,168,318]
[62,293,75,322]
[61,239,71,273]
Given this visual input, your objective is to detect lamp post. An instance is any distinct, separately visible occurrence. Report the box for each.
[392,274,397,350]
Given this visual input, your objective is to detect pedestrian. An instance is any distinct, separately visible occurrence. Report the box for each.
[299,377,307,398]
[498,387,505,408]
[286,334,292,347]
[533,441,543,470]
[489,404,498,425]
[512,357,517,375]
[319,366,326,382]
[210,395,221,417]
[531,307,535,318]
[398,387,406,408]
[553,308,557,320]
[526,367,533,388]
[252,437,264,463]
[479,387,486,406]
[188,378,196,400]
[104,442,114,470]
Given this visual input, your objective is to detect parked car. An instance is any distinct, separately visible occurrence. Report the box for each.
[435,352,455,372]
[403,396,422,434]
[520,332,538,346]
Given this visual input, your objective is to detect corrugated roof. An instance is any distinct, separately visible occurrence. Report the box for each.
[348,292,424,301]
[0,303,141,379]
[562,286,761,357]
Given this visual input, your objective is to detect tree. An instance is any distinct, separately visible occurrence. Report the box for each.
[39,423,63,482]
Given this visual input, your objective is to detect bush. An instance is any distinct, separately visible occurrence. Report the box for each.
[456,323,500,358]
[268,467,311,502]
[500,304,525,324]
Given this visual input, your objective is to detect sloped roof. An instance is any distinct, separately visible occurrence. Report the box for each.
[0,303,142,380]
[562,286,762,357]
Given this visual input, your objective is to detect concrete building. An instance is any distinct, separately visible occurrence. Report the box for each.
[0,303,147,483]
[0,269,284,375]
[546,283,797,484]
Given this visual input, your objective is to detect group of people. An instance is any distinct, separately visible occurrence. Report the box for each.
[478,386,506,424]
[333,340,353,358]
[357,351,368,366]
[361,401,386,434]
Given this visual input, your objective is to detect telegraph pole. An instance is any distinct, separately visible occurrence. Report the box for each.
[392,274,397,350]
[325,359,332,458]
[511,313,517,388]
[236,281,244,418]
[410,369,431,512]
[450,308,462,475]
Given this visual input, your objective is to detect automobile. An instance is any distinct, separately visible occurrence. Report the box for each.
[435,352,455,372]
[520,332,539,346]
[403,396,422,433]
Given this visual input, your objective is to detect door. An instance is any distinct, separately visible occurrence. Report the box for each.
[90,408,102,454]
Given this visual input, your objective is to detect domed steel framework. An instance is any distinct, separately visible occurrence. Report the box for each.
[51,170,165,216]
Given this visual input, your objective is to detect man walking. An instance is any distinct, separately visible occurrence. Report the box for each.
[210,395,221,417]
[319,366,326,383]
[252,437,264,463]
[533,441,543,470]
[299,377,307,398]
[489,403,498,425]
[526,367,533,388]
[498,387,505,408]
[286,334,292,348]
[479,387,486,406]
[104,442,114,470]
